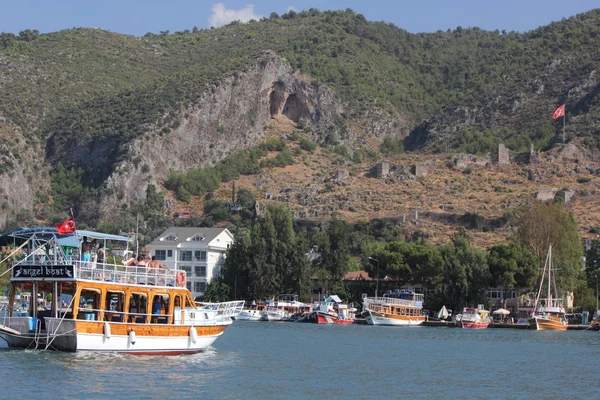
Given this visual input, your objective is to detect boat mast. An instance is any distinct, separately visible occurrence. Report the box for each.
[547,245,552,307]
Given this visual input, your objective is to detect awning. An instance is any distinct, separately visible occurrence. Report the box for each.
[0,227,132,246]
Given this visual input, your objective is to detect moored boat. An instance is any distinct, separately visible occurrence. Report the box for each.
[236,302,266,321]
[457,305,491,329]
[363,290,426,326]
[314,295,355,325]
[0,227,242,354]
[528,246,568,331]
[261,294,306,321]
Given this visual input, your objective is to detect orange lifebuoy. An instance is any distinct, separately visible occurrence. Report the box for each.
[176,271,186,287]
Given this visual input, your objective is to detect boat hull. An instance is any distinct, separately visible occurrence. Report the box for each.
[236,310,262,321]
[365,310,425,326]
[315,312,354,325]
[42,318,229,354]
[529,317,568,331]
[460,320,490,329]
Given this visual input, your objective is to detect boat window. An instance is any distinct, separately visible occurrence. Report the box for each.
[106,291,125,312]
[173,295,182,308]
[105,291,125,322]
[79,288,101,320]
[128,293,147,323]
[151,294,170,323]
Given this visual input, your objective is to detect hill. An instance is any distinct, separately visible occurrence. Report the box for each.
[0,8,599,244]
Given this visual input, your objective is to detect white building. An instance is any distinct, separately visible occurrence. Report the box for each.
[147,227,234,299]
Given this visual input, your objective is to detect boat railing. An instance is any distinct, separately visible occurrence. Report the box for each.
[364,296,422,307]
[536,297,565,307]
[74,261,178,287]
[195,300,245,318]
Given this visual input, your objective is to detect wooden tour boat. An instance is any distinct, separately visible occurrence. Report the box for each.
[363,290,426,326]
[529,246,568,331]
[0,227,243,355]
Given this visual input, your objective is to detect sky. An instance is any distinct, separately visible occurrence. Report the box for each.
[0,0,598,36]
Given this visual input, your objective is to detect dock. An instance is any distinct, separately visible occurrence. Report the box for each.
[423,320,456,327]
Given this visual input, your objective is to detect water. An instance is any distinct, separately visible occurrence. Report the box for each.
[1,320,599,399]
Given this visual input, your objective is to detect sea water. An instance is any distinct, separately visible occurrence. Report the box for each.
[1,320,599,399]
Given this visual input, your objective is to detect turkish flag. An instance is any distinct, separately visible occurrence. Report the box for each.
[56,216,76,234]
[552,104,565,119]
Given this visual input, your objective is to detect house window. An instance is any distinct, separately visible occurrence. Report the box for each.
[195,251,207,262]
[165,233,178,241]
[179,251,192,262]
[195,266,206,277]
[181,266,192,276]
[194,282,206,292]
[167,250,173,258]
[186,281,191,291]
[191,234,205,242]
[155,250,166,261]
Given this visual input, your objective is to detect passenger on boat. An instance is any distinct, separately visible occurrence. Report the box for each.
[81,237,93,262]
[97,247,106,264]
[147,256,166,270]
[152,296,164,315]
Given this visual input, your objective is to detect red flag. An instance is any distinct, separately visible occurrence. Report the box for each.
[552,104,565,119]
[56,216,76,234]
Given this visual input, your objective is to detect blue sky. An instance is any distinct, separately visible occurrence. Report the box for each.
[0,0,598,36]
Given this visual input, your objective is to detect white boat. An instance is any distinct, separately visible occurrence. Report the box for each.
[261,294,305,321]
[363,290,426,326]
[529,245,568,331]
[0,227,242,354]
[457,305,491,329]
[236,302,266,321]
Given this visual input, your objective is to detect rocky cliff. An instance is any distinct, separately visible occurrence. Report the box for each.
[98,53,344,220]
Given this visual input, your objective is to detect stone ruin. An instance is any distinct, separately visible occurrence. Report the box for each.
[535,188,575,203]
[454,153,489,169]
[556,189,575,203]
[536,188,558,201]
[332,169,349,182]
[413,164,428,178]
[493,143,541,165]
[375,161,389,178]
[372,161,428,180]
[496,144,510,164]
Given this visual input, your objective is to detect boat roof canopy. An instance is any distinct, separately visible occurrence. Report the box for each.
[0,227,132,245]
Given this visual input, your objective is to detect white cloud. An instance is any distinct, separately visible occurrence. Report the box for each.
[285,6,297,12]
[208,3,262,28]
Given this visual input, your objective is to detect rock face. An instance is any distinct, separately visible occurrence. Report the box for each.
[99,53,343,219]
[0,124,50,225]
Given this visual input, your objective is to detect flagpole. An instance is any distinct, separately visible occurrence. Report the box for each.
[563,112,566,144]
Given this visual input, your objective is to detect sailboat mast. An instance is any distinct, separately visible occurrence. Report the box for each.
[547,246,552,306]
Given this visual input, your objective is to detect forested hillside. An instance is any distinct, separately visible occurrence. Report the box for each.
[0,8,599,231]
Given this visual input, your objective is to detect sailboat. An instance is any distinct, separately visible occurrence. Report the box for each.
[529,245,568,331]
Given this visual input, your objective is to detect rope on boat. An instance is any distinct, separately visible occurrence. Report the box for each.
[0,239,31,279]
[44,288,80,350]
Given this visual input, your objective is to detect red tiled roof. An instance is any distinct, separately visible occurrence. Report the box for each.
[343,271,374,281]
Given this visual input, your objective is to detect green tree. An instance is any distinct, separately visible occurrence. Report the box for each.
[145,184,164,211]
[203,280,231,302]
[516,201,583,292]
[439,236,490,312]
[316,217,352,281]
[488,242,538,293]
[236,187,256,209]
